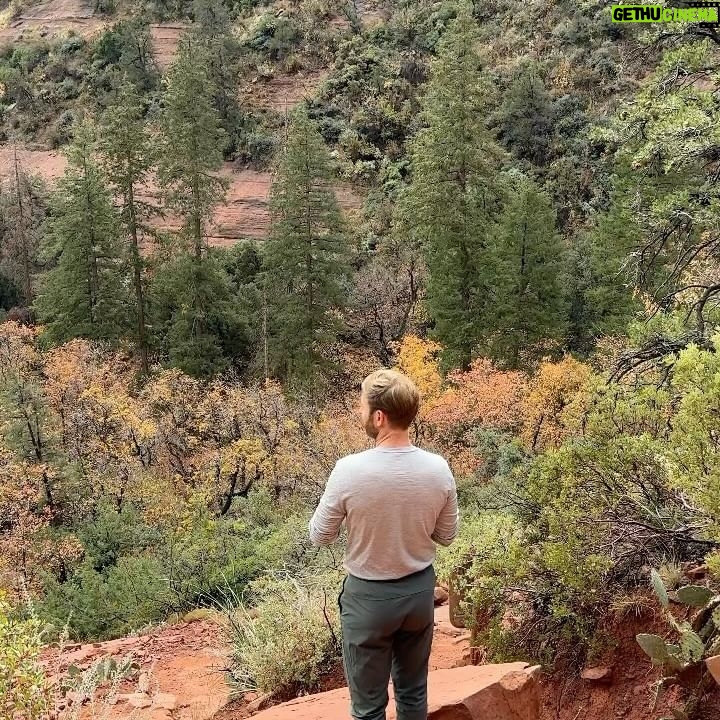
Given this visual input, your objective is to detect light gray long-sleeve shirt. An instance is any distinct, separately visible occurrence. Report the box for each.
[308,445,459,580]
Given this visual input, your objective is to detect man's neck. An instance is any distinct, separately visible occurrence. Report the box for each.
[374,430,412,448]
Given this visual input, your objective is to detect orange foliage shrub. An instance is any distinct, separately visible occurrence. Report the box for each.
[521,356,592,452]
[424,358,528,476]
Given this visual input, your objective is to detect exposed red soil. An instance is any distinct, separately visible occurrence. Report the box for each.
[44,618,230,720]
[43,595,720,720]
[539,608,720,720]
[241,69,330,114]
[0,145,67,185]
[0,0,105,45]
[44,602,469,720]
[150,23,187,72]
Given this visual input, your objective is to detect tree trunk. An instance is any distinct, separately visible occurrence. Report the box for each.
[127,180,150,374]
[13,150,33,305]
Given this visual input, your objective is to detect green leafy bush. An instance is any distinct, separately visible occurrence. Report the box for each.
[0,593,49,720]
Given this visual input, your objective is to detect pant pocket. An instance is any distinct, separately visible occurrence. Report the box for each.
[338,575,348,614]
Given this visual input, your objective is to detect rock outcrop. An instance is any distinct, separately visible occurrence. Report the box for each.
[251,662,540,720]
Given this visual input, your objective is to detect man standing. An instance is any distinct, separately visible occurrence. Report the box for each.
[309,369,459,720]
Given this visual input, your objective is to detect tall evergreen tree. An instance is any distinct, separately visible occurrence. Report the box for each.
[158,36,228,261]
[0,152,44,307]
[395,5,507,372]
[155,36,242,377]
[490,61,555,167]
[192,0,244,156]
[566,188,642,354]
[97,80,157,374]
[263,109,352,394]
[35,121,129,344]
[483,174,567,368]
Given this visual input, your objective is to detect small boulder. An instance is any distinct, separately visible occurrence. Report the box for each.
[153,693,177,711]
[706,655,720,685]
[66,691,86,706]
[581,666,613,683]
[247,692,273,713]
[128,692,152,709]
[138,672,151,693]
[434,587,449,606]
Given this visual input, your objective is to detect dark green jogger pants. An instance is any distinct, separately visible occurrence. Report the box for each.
[338,565,436,720]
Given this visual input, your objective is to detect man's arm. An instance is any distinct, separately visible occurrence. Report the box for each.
[309,462,346,546]
[432,470,459,547]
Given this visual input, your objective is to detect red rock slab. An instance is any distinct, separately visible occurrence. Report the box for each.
[251,663,539,720]
[707,654,720,685]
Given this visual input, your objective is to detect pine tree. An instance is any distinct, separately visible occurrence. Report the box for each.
[155,36,242,377]
[35,121,129,344]
[158,36,228,260]
[263,109,352,394]
[566,188,642,354]
[396,5,507,372]
[0,151,43,307]
[191,0,243,156]
[151,252,248,378]
[483,174,567,368]
[490,61,555,167]
[97,80,157,374]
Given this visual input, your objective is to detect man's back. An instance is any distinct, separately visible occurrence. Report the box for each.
[310,445,458,580]
[309,368,458,720]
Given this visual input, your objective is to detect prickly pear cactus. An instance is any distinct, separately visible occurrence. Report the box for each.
[636,569,720,673]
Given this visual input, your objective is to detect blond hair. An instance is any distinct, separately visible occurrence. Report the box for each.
[361,369,420,429]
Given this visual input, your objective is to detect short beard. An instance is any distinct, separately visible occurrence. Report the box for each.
[364,415,379,439]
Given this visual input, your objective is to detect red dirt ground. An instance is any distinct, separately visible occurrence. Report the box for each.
[240,69,330,114]
[149,23,187,72]
[44,598,720,720]
[0,0,105,44]
[45,617,230,720]
[538,609,720,720]
[46,602,470,720]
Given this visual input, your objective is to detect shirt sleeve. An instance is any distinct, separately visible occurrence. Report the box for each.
[309,461,346,546]
[431,465,459,547]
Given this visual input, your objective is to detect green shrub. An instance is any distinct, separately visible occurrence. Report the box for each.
[226,574,341,696]
[76,502,160,572]
[237,131,277,169]
[435,513,529,624]
[38,555,171,641]
[0,593,49,720]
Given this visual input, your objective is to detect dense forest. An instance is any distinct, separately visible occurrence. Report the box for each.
[3,0,720,718]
